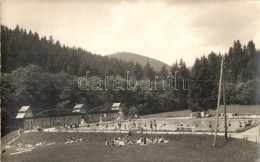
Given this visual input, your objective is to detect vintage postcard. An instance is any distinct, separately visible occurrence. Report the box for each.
[1,0,260,161]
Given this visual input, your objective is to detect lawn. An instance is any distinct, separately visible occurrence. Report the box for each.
[141,105,260,118]
[2,132,259,162]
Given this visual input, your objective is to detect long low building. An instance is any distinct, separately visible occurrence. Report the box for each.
[16,104,124,130]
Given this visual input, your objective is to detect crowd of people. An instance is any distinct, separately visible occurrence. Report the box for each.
[63,123,80,129]
[65,136,82,144]
[126,119,158,132]
[105,134,169,146]
[54,118,254,133]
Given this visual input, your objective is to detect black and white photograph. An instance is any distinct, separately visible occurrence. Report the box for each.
[1,0,260,161]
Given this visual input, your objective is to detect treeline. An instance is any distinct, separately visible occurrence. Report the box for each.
[1,64,189,135]
[224,40,260,81]
[188,47,260,112]
[1,25,260,135]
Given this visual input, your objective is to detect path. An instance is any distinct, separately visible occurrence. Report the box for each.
[232,125,259,142]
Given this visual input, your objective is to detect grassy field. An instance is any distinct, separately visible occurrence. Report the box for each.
[2,132,259,162]
[141,105,260,118]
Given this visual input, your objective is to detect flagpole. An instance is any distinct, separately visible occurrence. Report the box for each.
[213,57,224,146]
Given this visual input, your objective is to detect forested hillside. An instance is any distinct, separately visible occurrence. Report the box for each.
[1,25,260,135]
[1,25,151,77]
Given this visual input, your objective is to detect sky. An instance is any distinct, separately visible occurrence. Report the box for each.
[1,0,260,67]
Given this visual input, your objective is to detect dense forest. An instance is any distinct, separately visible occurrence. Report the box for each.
[1,25,260,135]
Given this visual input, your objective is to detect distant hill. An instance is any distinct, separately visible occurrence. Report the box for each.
[108,52,171,71]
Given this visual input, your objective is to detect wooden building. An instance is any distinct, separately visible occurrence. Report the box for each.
[15,104,122,130]
[16,106,35,129]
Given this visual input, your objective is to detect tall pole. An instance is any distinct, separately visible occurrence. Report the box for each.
[223,61,227,140]
[213,57,224,146]
[257,101,259,119]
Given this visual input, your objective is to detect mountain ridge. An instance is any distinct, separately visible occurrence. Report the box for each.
[108,52,171,71]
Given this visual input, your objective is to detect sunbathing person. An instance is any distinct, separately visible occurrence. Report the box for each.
[143,137,147,144]
[136,137,143,144]
[111,140,115,146]
[154,137,159,143]
[72,136,76,142]
[146,137,153,144]
[65,137,71,144]
[128,140,134,144]
[159,137,165,143]
[105,141,110,146]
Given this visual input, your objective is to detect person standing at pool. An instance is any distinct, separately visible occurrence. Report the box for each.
[180,121,183,127]
[133,120,136,127]
[154,120,157,130]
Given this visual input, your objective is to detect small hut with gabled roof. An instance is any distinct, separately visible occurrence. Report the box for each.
[111,103,122,111]
[72,103,87,113]
[16,106,34,119]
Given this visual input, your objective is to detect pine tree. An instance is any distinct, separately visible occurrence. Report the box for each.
[133,63,143,79]
[143,61,156,78]
[178,58,189,107]
[244,41,257,80]
[159,65,168,77]
[230,40,245,81]
[188,56,217,112]
[170,60,179,74]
